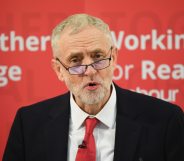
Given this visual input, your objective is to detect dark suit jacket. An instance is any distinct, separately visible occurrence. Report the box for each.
[3,84,184,161]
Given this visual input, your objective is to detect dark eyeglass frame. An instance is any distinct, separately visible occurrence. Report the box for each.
[56,46,113,75]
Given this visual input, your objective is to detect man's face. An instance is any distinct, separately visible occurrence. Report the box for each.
[52,26,117,107]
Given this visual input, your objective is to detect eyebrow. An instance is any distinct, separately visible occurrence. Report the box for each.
[66,48,106,60]
[88,48,105,54]
[66,52,83,61]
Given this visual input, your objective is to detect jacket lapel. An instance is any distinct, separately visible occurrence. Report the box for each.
[43,92,70,161]
[113,115,142,161]
[113,84,143,161]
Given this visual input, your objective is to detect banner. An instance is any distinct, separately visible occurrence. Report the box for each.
[0,0,183,159]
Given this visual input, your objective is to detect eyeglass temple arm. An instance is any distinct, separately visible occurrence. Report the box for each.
[55,58,70,71]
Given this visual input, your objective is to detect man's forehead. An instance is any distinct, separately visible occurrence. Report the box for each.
[60,35,109,51]
[59,26,108,42]
[57,26,112,57]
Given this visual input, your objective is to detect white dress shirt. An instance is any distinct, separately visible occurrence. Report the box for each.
[67,84,117,161]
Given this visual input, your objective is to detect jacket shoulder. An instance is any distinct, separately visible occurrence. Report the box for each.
[115,84,183,120]
[18,92,70,119]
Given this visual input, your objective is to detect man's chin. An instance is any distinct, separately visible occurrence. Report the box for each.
[81,99,102,105]
[79,92,105,105]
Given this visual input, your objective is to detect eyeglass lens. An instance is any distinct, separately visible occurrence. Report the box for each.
[69,59,110,74]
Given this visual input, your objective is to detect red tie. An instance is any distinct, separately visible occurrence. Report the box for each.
[75,117,99,161]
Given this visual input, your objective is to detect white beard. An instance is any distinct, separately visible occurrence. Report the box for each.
[64,76,112,105]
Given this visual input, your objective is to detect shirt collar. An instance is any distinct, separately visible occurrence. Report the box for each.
[70,83,117,130]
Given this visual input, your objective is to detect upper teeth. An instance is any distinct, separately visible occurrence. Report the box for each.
[89,83,95,86]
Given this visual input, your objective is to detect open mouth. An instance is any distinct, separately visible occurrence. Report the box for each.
[85,82,100,90]
[88,83,97,86]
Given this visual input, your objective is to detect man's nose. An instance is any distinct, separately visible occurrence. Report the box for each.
[84,64,97,75]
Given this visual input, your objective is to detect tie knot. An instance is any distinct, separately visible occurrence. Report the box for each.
[85,117,98,134]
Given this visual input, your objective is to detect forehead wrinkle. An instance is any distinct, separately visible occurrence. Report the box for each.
[59,27,111,58]
[68,36,102,47]
[65,28,109,46]
[63,39,103,54]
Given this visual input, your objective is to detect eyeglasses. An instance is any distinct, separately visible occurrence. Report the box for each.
[56,46,113,75]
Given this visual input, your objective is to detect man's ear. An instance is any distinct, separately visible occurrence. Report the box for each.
[51,59,64,81]
[112,46,118,67]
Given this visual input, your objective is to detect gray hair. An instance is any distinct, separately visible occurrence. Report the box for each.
[51,13,113,56]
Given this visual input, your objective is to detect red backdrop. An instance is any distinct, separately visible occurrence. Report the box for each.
[0,0,184,159]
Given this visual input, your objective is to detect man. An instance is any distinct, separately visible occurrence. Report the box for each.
[3,14,184,161]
